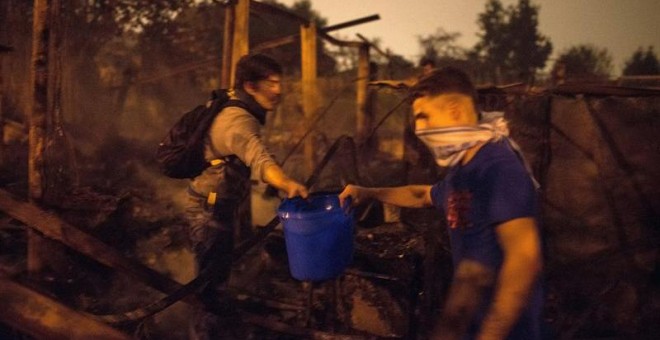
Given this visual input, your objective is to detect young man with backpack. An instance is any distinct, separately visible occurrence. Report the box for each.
[184,54,308,338]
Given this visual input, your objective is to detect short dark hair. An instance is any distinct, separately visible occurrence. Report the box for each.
[234,53,282,90]
[409,66,476,102]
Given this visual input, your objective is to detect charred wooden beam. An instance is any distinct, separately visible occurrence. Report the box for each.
[323,14,380,33]
[0,189,193,303]
[0,189,300,324]
[368,80,660,98]
[318,30,363,48]
[252,34,297,53]
[356,33,389,58]
[0,278,130,339]
[252,15,377,52]
[368,79,414,90]
[250,2,380,38]
[551,83,660,97]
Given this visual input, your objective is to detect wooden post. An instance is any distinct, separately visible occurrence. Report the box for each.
[356,43,370,144]
[300,23,318,178]
[28,0,52,273]
[220,2,235,89]
[229,0,249,88]
[227,0,251,240]
[0,3,9,163]
[0,54,4,165]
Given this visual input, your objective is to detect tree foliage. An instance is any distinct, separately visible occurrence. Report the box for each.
[554,44,613,81]
[507,0,552,80]
[65,0,204,55]
[474,0,552,84]
[415,27,485,80]
[623,46,659,76]
[0,0,340,133]
[286,0,327,28]
[474,0,507,82]
[418,27,465,63]
[257,0,335,75]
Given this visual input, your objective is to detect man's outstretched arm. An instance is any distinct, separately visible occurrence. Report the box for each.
[338,184,433,208]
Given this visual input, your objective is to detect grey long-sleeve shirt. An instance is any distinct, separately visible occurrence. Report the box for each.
[188,105,277,197]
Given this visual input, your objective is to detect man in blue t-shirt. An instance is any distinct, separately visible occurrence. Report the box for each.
[339,67,543,340]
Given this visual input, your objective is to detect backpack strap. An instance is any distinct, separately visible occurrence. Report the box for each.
[205,99,252,163]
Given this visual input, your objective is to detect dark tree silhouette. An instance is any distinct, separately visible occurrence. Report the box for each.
[474,0,507,83]
[418,27,465,63]
[507,0,552,82]
[553,44,613,81]
[474,0,552,84]
[623,46,659,76]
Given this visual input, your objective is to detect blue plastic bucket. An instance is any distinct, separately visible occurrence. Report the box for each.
[277,193,354,281]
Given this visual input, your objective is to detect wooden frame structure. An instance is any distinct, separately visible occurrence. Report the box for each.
[3,0,383,337]
[223,0,379,176]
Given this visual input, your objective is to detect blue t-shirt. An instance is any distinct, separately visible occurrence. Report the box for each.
[430,140,542,340]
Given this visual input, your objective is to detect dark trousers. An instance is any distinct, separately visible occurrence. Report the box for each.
[186,195,241,339]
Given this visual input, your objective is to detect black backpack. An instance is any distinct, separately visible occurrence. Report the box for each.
[156,89,248,179]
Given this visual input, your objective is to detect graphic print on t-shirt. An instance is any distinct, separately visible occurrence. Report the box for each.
[446,190,472,229]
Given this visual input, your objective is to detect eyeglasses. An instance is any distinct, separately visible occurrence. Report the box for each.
[261,77,281,89]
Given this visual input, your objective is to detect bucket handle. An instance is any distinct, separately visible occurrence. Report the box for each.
[279,193,353,217]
